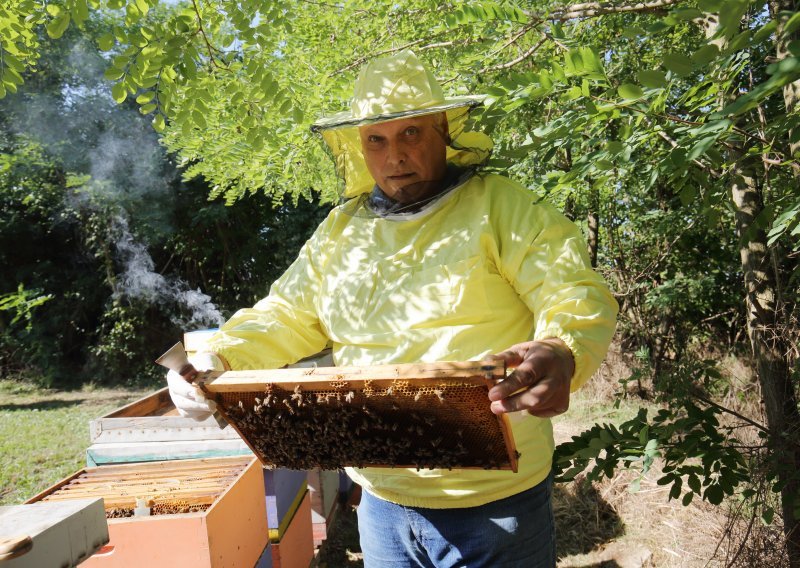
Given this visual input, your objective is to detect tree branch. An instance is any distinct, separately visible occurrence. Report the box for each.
[542,0,684,21]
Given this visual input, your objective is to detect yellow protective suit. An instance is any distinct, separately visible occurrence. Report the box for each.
[205,172,618,509]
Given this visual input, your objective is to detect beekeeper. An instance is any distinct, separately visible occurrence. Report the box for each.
[168,50,618,567]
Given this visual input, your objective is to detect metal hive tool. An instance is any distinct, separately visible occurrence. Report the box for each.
[198,361,520,472]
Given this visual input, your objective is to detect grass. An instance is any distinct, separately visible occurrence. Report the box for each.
[0,379,148,505]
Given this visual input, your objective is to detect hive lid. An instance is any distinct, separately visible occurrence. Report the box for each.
[199,361,519,472]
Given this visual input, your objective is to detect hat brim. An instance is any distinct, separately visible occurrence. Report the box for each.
[311,96,485,132]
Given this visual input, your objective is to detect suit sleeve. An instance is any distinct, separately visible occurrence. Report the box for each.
[498,198,618,390]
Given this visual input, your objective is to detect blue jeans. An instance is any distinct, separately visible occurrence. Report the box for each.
[357,474,555,567]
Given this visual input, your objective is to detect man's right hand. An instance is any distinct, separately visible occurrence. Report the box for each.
[166,352,225,421]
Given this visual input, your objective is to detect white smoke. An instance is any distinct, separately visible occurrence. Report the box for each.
[112,216,224,328]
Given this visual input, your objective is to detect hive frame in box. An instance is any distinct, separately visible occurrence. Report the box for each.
[197,360,519,472]
[25,457,268,568]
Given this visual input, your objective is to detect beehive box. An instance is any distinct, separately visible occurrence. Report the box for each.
[307,469,340,546]
[0,498,108,568]
[263,468,307,541]
[25,457,267,568]
[255,491,313,568]
[200,361,519,472]
[86,387,251,466]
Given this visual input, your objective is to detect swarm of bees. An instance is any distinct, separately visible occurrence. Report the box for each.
[218,380,518,471]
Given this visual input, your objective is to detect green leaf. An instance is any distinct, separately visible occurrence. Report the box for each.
[152,113,166,132]
[783,11,800,36]
[46,13,71,39]
[139,103,157,114]
[136,91,155,104]
[674,8,702,21]
[682,491,694,506]
[687,136,718,161]
[618,83,644,100]
[662,53,693,76]
[761,507,775,525]
[669,479,682,500]
[692,44,720,67]
[111,82,127,103]
[104,67,125,81]
[98,33,115,51]
[622,26,644,39]
[697,0,723,11]
[705,484,724,505]
[637,70,667,89]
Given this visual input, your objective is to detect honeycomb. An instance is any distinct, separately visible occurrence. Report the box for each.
[215,377,519,471]
[39,457,250,517]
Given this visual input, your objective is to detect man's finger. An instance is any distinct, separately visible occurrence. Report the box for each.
[487,365,540,401]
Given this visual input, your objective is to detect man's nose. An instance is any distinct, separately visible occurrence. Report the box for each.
[385,141,406,165]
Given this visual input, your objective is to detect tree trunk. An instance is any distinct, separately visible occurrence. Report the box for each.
[587,184,599,268]
[730,158,800,564]
[771,0,800,177]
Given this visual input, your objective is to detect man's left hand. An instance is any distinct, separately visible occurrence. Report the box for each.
[487,338,575,417]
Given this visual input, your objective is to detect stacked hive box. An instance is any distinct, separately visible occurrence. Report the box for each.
[25,457,267,567]
[85,387,318,565]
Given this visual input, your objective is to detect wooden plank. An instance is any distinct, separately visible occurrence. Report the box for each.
[99,388,173,419]
[90,416,241,444]
[85,439,253,466]
[200,360,504,393]
[90,389,241,444]
[82,456,250,475]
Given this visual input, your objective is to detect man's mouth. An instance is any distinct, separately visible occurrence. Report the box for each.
[387,173,415,181]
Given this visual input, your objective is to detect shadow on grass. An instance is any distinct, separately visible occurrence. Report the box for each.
[555,477,624,559]
[0,399,86,411]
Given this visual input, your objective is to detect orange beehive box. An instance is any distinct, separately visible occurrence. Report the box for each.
[26,456,267,568]
[255,490,314,568]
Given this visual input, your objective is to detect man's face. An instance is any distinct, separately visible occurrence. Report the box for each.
[359,113,448,204]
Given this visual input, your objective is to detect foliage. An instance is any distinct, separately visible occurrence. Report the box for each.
[0,18,330,386]
[0,284,52,331]
[554,358,762,510]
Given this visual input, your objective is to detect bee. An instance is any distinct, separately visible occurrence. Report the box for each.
[345,391,355,403]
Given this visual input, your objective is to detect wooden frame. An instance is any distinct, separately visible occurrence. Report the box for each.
[197,361,519,472]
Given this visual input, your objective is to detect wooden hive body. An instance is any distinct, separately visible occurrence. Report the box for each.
[25,457,267,568]
[199,361,519,472]
[86,388,250,466]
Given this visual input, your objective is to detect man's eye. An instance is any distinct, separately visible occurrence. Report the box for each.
[404,127,419,136]
[368,135,382,143]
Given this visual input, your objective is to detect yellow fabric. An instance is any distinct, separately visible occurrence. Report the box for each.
[206,173,618,509]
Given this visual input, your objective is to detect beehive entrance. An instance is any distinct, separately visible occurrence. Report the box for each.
[203,361,519,472]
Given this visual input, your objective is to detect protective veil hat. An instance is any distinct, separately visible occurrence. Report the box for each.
[311,50,493,198]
